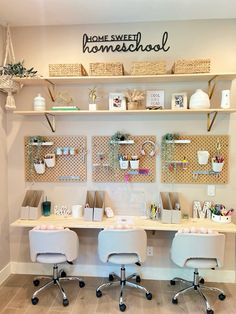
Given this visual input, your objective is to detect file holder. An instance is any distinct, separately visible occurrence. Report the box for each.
[84,191,95,221]
[21,190,43,220]
[160,192,182,224]
[169,192,181,224]
[93,191,105,221]
[160,192,172,223]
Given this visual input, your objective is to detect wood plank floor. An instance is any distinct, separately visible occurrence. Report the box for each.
[0,274,236,314]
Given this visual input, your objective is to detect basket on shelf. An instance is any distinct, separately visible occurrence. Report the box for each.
[48,63,88,77]
[131,61,167,75]
[172,59,211,74]
[89,62,124,76]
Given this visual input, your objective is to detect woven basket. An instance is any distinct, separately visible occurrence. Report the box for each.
[131,61,167,75]
[49,64,88,77]
[89,62,123,76]
[172,59,211,74]
[0,75,21,92]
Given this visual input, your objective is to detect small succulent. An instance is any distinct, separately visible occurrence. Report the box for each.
[1,61,37,77]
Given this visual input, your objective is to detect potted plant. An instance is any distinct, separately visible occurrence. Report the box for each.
[109,131,130,169]
[161,133,179,171]
[125,89,145,110]
[26,136,45,175]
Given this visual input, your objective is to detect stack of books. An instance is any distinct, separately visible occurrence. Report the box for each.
[51,106,80,111]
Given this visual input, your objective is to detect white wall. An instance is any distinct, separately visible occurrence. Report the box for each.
[0,25,10,276]
[7,19,236,281]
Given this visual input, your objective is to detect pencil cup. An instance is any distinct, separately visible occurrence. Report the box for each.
[212,160,224,173]
[212,213,231,224]
[119,160,129,169]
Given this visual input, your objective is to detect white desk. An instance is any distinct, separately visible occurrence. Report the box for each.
[11,215,236,233]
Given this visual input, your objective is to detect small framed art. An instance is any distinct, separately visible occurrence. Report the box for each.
[171,93,187,110]
[146,90,164,109]
[109,93,126,111]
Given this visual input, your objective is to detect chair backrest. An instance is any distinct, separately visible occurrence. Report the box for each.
[29,228,79,262]
[98,229,147,263]
[171,232,225,268]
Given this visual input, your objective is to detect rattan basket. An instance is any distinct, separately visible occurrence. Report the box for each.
[89,62,123,76]
[131,61,167,75]
[172,59,211,74]
[49,64,88,77]
[0,75,21,92]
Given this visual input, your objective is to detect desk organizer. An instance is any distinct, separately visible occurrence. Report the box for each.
[92,135,156,182]
[161,135,229,184]
[160,192,181,224]
[24,136,87,182]
[21,190,43,220]
[84,190,105,221]
[212,213,231,224]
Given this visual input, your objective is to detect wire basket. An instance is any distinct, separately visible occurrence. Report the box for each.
[172,59,211,74]
[49,64,88,77]
[89,62,123,76]
[131,61,167,75]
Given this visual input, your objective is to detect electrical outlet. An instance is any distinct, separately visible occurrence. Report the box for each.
[147,246,153,256]
[207,185,215,196]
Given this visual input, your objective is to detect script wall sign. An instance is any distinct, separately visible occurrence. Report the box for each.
[83,31,170,54]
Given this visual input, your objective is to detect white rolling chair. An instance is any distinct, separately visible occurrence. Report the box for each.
[29,228,85,307]
[170,232,226,314]
[96,229,152,312]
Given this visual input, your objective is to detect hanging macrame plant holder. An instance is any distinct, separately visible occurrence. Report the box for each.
[0,25,21,110]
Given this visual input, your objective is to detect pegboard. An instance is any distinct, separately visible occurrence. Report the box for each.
[24,136,87,182]
[161,135,229,184]
[92,136,156,182]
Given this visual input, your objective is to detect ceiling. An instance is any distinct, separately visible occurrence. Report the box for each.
[0,0,236,26]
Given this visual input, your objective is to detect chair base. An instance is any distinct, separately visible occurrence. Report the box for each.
[171,268,226,314]
[31,264,85,306]
[96,265,152,312]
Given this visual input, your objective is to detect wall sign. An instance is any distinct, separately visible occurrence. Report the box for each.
[83,31,170,54]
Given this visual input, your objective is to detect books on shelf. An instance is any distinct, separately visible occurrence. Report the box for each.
[51,106,80,111]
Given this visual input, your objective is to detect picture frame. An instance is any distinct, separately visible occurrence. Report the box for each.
[146,90,164,109]
[109,93,126,111]
[171,92,187,110]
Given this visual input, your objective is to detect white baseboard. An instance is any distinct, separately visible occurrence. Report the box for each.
[10,262,236,283]
[0,263,11,285]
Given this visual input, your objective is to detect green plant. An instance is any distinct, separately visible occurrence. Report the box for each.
[109,131,130,169]
[161,133,179,171]
[1,61,37,77]
[27,136,45,174]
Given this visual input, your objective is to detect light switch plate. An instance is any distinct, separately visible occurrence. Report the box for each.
[207,185,215,196]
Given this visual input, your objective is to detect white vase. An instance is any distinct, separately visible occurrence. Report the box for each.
[220,90,230,109]
[189,89,210,109]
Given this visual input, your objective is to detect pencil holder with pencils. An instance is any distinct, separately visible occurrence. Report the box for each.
[210,204,234,224]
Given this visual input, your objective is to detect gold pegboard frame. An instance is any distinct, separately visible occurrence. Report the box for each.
[92,136,156,183]
[25,136,87,182]
[161,135,229,184]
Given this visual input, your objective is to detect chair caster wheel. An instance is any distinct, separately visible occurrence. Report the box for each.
[63,299,69,306]
[170,280,175,285]
[136,275,141,283]
[109,274,114,281]
[199,278,205,284]
[96,290,102,298]
[119,303,126,312]
[219,293,226,301]
[172,298,178,304]
[60,270,67,278]
[31,297,39,305]
[79,281,85,288]
[33,279,40,286]
[206,309,214,314]
[146,292,152,300]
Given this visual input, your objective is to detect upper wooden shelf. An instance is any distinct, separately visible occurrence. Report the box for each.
[13,108,236,115]
[13,72,236,85]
